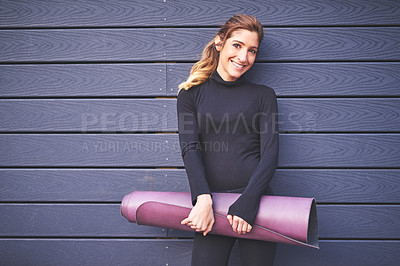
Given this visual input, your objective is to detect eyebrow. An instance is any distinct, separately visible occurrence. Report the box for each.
[232,40,258,49]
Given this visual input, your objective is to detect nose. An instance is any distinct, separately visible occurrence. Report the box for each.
[237,49,248,63]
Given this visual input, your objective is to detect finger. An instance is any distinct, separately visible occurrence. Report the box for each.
[241,221,248,235]
[194,220,204,231]
[247,224,252,233]
[187,221,196,228]
[200,224,207,232]
[237,219,244,234]
[181,218,190,225]
[227,215,233,226]
[192,225,200,231]
[190,224,198,229]
[203,221,213,236]
[192,222,205,231]
[232,218,238,233]
[232,216,241,234]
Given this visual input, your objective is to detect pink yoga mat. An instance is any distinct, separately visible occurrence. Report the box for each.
[121,191,319,249]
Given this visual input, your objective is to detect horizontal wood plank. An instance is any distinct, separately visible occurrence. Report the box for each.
[0,169,190,202]
[2,63,399,97]
[0,239,399,266]
[269,169,400,203]
[0,239,174,266]
[278,133,400,167]
[166,0,400,26]
[167,62,400,96]
[0,0,165,27]
[1,28,399,62]
[0,204,164,237]
[317,205,400,238]
[274,240,400,266]
[0,99,176,132]
[1,98,398,132]
[1,169,399,203]
[165,28,400,61]
[1,0,399,27]
[0,134,181,167]
[0,204,399,238]
[0,134,399,167]
[0,64,166,97]
[0,29,167,62]
[276,98,400,132]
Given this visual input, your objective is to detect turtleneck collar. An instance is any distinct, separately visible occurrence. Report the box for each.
[210,69,246,87]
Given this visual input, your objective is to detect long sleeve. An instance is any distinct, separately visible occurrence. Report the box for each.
[227,88,279,225]
[177,88,211,205]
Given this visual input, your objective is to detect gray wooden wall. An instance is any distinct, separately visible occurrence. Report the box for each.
[1,0,399,265]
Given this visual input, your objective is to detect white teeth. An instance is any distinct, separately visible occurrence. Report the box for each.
[231,60,245,68]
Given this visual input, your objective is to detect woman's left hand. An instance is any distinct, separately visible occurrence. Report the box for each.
[227,215,252,235]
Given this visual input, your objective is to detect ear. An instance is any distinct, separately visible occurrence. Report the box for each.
[214,36,223,51]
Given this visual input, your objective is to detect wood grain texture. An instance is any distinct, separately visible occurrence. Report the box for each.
[317,205,400,238]
[269,169,400,203]
[167,62,400,96]
[0,0,165,27]
[0,64,166,97]
[0,169,190,202]
[1,169,399,203]
[1,0,399,27]
[0,134,182,167]
[164,0,400,26]
[0,239,175,266]
[276,98,400,132]
[0,204,398,238]
[0,29,167,62]
[278,134,400,167]
[164,28,400,61]
[2,62,398,97]
[1,98,398,132]
[1,28,399,62]
[274,240,400,266]
[0,239,399,266]
[0,134,398,167]
[0,99,176,132]
[0,204,164,237]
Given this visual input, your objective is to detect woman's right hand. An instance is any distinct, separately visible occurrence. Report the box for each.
[181,194,214,236]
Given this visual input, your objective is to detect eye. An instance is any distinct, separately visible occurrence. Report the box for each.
[233,43,241,48]
[250,49,257,54]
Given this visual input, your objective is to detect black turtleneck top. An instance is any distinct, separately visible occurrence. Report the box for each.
[176,69,279,225]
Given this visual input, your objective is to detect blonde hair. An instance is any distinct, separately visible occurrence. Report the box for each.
[177,14,264,93]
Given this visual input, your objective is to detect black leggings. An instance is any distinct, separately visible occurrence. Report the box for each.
[191,232,277,266]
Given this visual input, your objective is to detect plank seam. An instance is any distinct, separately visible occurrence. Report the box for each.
[0,96,399,99]
[0,166,399,169]
[1,60,400,64]
[0,236,399,241]
[1,202,399,205]
[1,25,400,30]
[0,131,400,134]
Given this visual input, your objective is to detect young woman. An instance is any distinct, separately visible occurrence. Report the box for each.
[176,14,279,266]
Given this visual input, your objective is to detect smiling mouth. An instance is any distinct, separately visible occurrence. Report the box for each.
[231,60,246,69]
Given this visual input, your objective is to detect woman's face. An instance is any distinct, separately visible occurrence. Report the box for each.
[215,29,259,81]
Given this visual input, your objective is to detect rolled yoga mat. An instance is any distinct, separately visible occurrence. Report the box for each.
[121,191,319,249]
